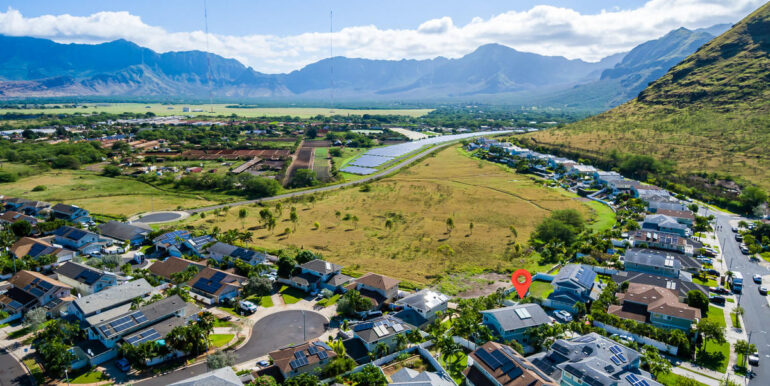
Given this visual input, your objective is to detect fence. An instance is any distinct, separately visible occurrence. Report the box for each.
[452,336,477,351]
[533,273,554,282]
[591,266,619,275]
[592,321,678,355]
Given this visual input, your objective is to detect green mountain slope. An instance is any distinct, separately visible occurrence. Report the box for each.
[528,2,770,191]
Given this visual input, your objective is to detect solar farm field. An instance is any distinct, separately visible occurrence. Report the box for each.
[182,145,612,284]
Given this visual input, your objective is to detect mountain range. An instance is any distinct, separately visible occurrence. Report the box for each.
[0,24,729,111]
[527,2,770,190]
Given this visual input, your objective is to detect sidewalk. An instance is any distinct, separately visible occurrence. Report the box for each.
[671,366,720,386]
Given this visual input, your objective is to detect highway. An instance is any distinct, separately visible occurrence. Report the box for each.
[703,207,770,384]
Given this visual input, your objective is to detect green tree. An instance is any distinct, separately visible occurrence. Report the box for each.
[10,220,32,237]
[446,217,455,234]
[295,249,317,265]
[250,375,279,386]
[238,208,248,228]
[739,186,767,212]
[347,364,387,385]
[734,340,756,367]
[37,338,76,377]
[686,290,710,314]
[277,256,296,278]
[469,221,474,235]
[696,320,725,353]
[288,169,318,188]
[283,373,319,386]
[102,164,122,177]
[642,346,671,376]
[207,350,237,370]
[23,307,47,330]
[244,275,273,297]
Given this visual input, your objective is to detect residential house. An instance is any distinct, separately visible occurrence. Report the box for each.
[182,235,216,258]
[268,340,337,380]
[351,315,415,352]
[394,289,449,327]
[607,179,642,195]
[622,248,698,279]
[153,230,192,257]
[68,279,154,321]
[349,272,400,308]
[7,270,72,310]
[148,256,207,282]
[0,287,38,317]
[567,164,598,177]
[529,333,661,386]
[208,242,269,266]
[608,283,700,331]
[631,185,670,201]
[654,209,695,226]
[51,203,91,223]
[545,264,596,312]
[0,211,40,227]
[593,171,623,185]
[647,200,690,213]
[630,230,693,256]
[390,368,454,386]
[464,341,557,386]
[186,267,246,304]
[10,237,75,263]
[3,198,51,216]
[56,262,117,295]
[610,271,707,298]
[169,367,243,386]
[481,304,551,349]
[97,221,150,246]
[53,226,108,255]
[284,259,342,293]
[642,214,691,237]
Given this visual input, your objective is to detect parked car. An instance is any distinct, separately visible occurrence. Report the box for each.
[709,295,726,305]
[116,358,131,372]
[697,257,713,265]
[732,226,739,233]
[553,310,573,323]
[706,269,720,277]
[749,353,760,366]
[735,233,743,242]
[257,360,270,367]
[709,286,730,295]
[740,245,750,255]
[239,300,258,314]
[754,274,762,284]
[760,286,768,295]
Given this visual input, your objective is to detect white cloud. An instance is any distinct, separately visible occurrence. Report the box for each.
[0,0,763,73]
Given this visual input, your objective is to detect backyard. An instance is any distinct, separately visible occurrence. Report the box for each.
[180,145,613,284]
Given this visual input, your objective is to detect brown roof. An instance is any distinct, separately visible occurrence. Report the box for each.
[0,211,38,224]
[355,273,400,292]
[10,237,62,258]
[611,283,700,321]
[655,209,695,221]
[10,270,71,293]
[149,257,206,280]
[269,340,337,376]
[186,267,246,297]
[465,342,557,386]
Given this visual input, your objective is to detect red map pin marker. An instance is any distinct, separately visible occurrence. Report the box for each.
[511,269,532,299]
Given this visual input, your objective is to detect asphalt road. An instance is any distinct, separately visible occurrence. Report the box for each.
[186,134,506,215]
[0,350,32,386]
[136,310,327,385]
[705,208,770,384]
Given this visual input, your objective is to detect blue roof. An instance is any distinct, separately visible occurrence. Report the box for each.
[153,230,191,246]
[53,226,92,241]
[554,264,596,290]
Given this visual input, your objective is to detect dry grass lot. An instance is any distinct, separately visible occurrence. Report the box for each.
[0,169,214,217]
[186,146,608,284]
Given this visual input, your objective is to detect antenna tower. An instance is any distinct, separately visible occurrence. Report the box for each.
[204,0,214,113]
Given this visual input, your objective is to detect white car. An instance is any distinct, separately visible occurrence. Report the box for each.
[554,310,573,323]
[239,300,258,314]
[749,353,760,366]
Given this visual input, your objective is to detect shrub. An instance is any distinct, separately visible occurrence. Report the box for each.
[31,185,46,191]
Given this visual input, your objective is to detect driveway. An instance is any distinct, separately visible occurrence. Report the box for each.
[136,310,327,385]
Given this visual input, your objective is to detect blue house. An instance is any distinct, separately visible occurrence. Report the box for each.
[53,226,106,255]
[51,203,91,223]
[481,304,551,350]
[546,264,596,312]
[3,198,51,217]
[641,214,690,237]
[182,235,216,257]
[97,221,150,246]
[153,230,192,257]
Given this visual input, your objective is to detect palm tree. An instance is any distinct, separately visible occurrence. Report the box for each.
[375,342,389,358]
[395,333,408,351]
[330,339,347,356]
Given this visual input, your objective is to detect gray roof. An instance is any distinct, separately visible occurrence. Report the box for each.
[300,259,341,275]
[611,271,707,297]
[642,215,688,231]
[647,200,688,212]
[390,368,454,386]
[325,273,354,287]
[396,290,449,311]
[623,248,683,271]
[52,203,84,215]
[94,295,192,340]
[553,264,595,291]
[98,221,150,241]
[544,333,660,386]
[55,261,106,284]
[169,367,243,386]
[481,303,551,332]
[353,316,416,344]
[74,279,154,316]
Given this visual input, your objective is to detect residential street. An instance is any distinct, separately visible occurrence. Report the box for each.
[0,349,32,386]
[703,207,770,385]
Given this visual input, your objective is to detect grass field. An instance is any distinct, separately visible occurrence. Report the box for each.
[0,167,216,217]
[706,305,726,327]
[1,103,433,118]
[656,372,708,386]
[71,369,110,384]
[280,285,306,304]
[528,281,555,299]
[182,145,612,284]
[209,334,235,348]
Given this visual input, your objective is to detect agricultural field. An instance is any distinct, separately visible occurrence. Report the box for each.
[181,145,612,284]
[0,167,216,217]
[1,103,433,118]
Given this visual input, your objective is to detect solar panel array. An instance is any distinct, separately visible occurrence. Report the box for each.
[99,311,148,339]
[317,351,328,360]
[154,230,190,245]
[125,328,161,346]
[341,130,513,175]
[624,373,651,386]
[289,354,309,370]
[193,272,227,294]
[24,278,54,298]
[76,270,101,285]
[313,341,332,351]
[474,348,524,381]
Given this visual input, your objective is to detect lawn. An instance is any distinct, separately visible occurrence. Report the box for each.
[209,334,235,348]
[0,169,215,217]
[212,319,234,328]
[439,351,468,385]
[585,200,616,232]
[693,276,718,287]
[318,294,340,307]
[0,103,433,118]
[22,357,45,384]
[245,295,274,308]
[705,305,726,327]
[217,306,243,318]
[696,339,730,373]
[528,281,554,299]
[656,372,708,386]
[71,369,110,384]
[280,285,306,304]
[179,145,603,284]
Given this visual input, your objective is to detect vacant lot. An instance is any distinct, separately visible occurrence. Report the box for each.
[184,146,610,284]
[0,169,215,217]
[0,104,433,118]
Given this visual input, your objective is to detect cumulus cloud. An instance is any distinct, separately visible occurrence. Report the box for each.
[0,0,763,73]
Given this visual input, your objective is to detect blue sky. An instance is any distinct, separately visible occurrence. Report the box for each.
[0,0,762,73]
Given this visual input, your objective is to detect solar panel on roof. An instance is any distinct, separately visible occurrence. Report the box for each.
[29,288,44,297]
[610,345,622,355]
[506,367,523,380]
[639,380,650,386]
[28,243,47,256]
[76,270,101,285]
[617,353,627,363]
[289,360,300,370]
[475,349,501,370]
[392,323,404,332]
[297,356,308,366]
[295,351,307,359]
[8,300,23,309]
[610,356,622,366]
[353,323,374,332]
[625,374,639,384]
[317,351,328,360]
